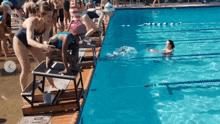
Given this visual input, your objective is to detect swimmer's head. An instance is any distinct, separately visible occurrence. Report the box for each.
[103,3,115,17]
[166,40,175,49]
[38,5,53,23]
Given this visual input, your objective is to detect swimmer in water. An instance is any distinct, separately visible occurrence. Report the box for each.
[106,46,137,58]
[147,40,175,56]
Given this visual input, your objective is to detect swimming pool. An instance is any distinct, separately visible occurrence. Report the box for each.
[80,7,220,124]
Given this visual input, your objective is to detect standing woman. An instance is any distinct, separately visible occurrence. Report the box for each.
[13,5,57,92]
[56,0,64,32]
[51,0,60,34]
[0,4,12,57]
[69,0,84,21]
[64,0,70,29]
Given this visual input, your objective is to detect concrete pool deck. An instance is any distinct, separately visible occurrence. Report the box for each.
[0,2,219,124]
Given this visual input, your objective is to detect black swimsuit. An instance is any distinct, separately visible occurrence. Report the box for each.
[15,28,45,47]
[15,19,46,48]
[86,10,99,20]
[64,0,70,12]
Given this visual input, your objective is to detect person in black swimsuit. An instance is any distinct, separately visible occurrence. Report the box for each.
[64,0,70,29]
[81,8,104,37]
[13,5,57,92]
[81,3,115,38]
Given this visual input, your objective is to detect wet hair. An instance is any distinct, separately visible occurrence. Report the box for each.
[168,40,175,49]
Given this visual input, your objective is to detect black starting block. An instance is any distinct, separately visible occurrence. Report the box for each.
[22,61,85,112]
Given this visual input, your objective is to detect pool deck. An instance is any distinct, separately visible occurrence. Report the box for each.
[0,2,215,124]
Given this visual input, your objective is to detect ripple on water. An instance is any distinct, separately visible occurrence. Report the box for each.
[153,93,220,124]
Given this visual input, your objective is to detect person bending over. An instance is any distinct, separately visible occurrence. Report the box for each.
[81,8,104,38]
[147,40,175,56]
[81,3,115,38]
[45,32,82,74]
[13,5,57,92]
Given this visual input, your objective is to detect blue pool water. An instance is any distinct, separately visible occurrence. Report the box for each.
[80,7,220,124]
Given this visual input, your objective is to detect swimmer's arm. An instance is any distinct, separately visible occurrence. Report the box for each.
[147,48,164,53]
[162,49,173,54]
[97,11,104,30]
[26,18,44,48]
[61,38,69,71]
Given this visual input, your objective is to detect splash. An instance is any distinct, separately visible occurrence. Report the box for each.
[106,46,137,58]
[209,62,219,70]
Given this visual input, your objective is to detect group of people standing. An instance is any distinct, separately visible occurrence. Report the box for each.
[0,0,115,92]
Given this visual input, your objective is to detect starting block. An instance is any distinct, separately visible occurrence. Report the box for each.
[21,61,85,115]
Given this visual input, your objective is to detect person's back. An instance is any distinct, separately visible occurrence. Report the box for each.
[46,32,81,74]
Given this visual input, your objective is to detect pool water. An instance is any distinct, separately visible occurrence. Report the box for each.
[80,7,220,124]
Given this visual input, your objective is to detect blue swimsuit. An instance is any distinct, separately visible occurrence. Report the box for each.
[50,32,74,49]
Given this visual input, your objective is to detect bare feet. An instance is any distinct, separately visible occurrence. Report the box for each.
[50,86,59,92]
[59,68,71,75]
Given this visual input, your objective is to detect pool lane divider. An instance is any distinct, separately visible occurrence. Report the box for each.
[144,79,220,88]
[103,37,220,46]
[99,52,220,61]
[107,28,220,36]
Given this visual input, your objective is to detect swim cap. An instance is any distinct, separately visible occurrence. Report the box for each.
[1,0,11,15]
[104,2,115,12]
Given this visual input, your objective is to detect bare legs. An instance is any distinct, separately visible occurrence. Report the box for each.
[82,14,98,37]
[53,15,58,34]
[13,37,30,91]
[13,36,56,91]
[64,10,70,29]
[0,34,12,57]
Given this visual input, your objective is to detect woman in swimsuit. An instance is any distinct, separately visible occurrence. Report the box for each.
[51,0,61,34]
[13,5,57,92]
[81,3,115,38]
[64,0,70,29]
[81,9,104,37]
[45,32,82,74]
[147,40,175,56]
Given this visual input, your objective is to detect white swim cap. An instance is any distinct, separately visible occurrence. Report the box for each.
[1,0,11,15]
[104,2,115,12]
